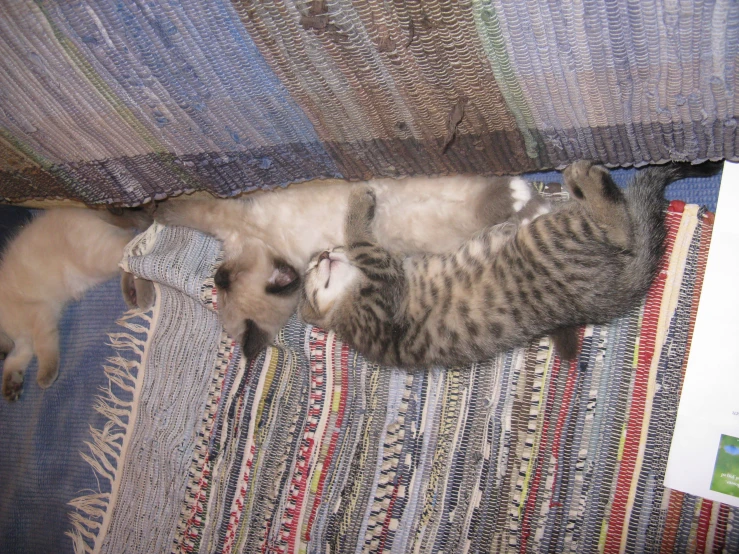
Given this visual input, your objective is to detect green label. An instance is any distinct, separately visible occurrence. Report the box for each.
[710,434,739,497]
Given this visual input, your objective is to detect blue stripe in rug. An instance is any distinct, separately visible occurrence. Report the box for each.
[525,166,723,213]
[0,278,133,554]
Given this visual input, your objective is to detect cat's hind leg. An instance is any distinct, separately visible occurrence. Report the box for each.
[99,206,154,232]
[562,161,631,248]
[32,309,61,389]
[2,338,32,401]
[0,328,13,360]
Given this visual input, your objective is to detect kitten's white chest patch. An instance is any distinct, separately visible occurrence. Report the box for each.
[509,178,532,212]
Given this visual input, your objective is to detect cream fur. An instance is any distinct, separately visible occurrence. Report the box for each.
[0,209,137,400]
[163,175,516,266]
[156,174,548,353]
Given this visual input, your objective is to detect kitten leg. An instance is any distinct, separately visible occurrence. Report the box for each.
[485,221,519,255]
[155,199,250,240]
[121,271,137,309]
[133,278,156,310]
[0,329,13,360]
[32,312,61,389]
[551,326,580,361]
[562,161,631,248]
[121,271,156,310]
[345,186,378,245]
[2,339,32,401]
[99,207,154,232]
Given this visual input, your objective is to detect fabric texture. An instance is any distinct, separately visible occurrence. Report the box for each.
[0,0,736,205]
[0,278,136,554]
[64,193,738,553]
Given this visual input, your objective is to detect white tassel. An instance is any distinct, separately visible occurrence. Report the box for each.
[67,321,147,552]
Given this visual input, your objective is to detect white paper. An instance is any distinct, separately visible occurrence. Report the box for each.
[664,161,739,506]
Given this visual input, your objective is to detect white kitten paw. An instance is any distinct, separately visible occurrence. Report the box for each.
[508,177,532,212]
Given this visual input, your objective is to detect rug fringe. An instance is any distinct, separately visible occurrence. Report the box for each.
[66,310,150,554]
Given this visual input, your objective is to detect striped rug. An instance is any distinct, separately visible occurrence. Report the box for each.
[67,198,737,553]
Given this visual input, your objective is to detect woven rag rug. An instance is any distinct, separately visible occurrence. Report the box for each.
[62,197,738,553]
[0,0,738,205]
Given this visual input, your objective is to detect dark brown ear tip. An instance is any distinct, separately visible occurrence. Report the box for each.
[242,319,270,359]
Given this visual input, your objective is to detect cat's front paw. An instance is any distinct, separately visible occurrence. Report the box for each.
[562,161,610,200]
[2,370,24,401]
[121,272,156,310]
[134,279,156,310]
[348,185,377,223]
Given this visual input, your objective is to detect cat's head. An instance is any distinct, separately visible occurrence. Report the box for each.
[298,247,365,328]
[214,238,301,358]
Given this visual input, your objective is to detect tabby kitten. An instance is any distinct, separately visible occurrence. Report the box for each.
[299,161,721,369]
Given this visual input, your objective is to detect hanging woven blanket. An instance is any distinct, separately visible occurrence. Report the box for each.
[0,0,737,205]
[66,197,738,553]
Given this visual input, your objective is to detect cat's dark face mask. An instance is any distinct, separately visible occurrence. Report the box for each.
[211,240,301,359]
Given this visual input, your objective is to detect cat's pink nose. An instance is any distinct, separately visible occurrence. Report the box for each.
[318,251,330,263]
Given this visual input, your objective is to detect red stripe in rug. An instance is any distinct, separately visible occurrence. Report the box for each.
[304,340,350,542]
[520,351,568,550]
[604,203,683,553]
[712,503,730,553]
[277,330,328,554]
[660,490,684,553]
[695,499,714,553]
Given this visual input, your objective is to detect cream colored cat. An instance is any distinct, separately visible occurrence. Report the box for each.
[155,175,550,358]
[0,208,150,400]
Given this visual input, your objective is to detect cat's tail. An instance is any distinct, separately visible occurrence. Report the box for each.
[626,160,723,292]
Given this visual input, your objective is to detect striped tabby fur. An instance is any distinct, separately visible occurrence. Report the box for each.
[299,161,721,369]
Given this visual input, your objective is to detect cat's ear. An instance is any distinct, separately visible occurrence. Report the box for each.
[265,260,300,295]
[242,319,270,359]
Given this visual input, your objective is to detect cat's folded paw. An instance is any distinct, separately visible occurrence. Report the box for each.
[121,272,156,310]
[134,279,156,310]
[562,161,611,201]
[2,370,24,401]
[563,160,598,181]
[348,185,377,223]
